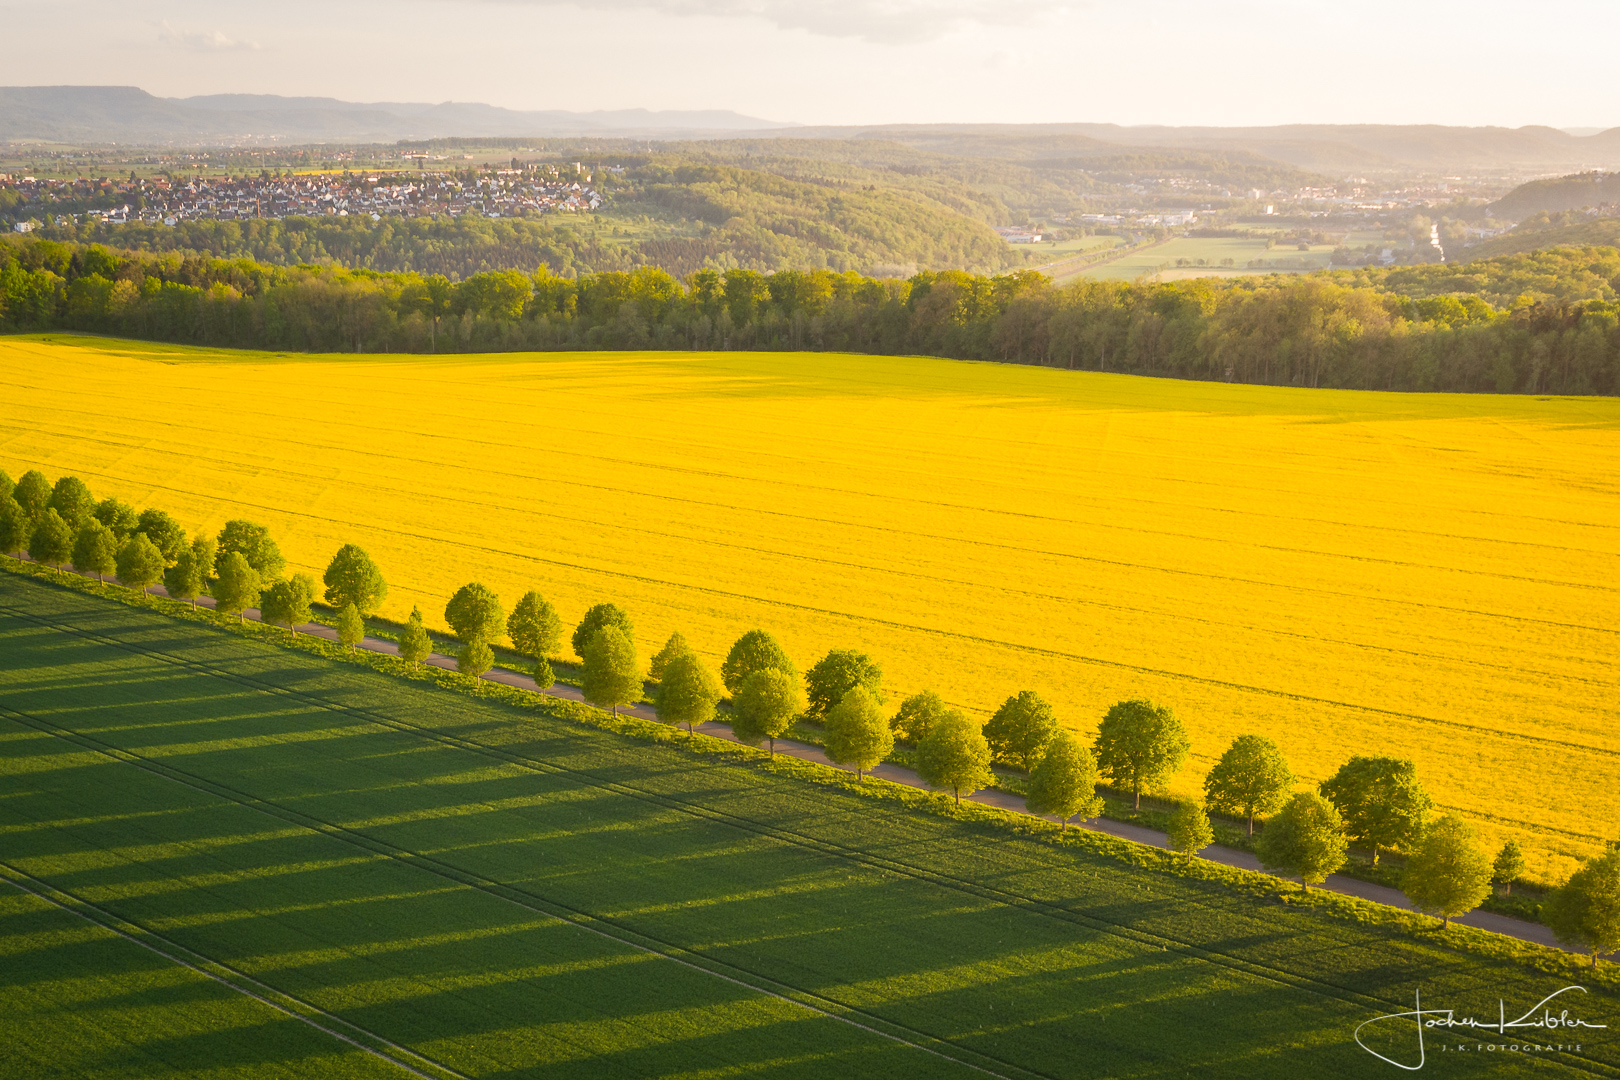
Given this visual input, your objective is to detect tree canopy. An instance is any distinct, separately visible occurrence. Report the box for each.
[1401,815,1493,927]
[1203,734,1294,835]
[915,711,993,804]
[216,519,286,579]
[731,667,803,755]
[71,520,117,581]
[581,625,640,715]
[572,602,634,659]
[398,607,432,668]
[655,651,722,733]
[823,685,893,779]
[890,690,951,745]
[648,631,692,683]
[1545,848,1620,966]
[261,574,316,635]
[805,649,883,719]
[212,551,263,622]
[508,590,563,662]
[1024,732,1104,828]
[1092,699,1190,809]
[1318,756,1433,865]
[1255,792,1348,890]
[323,544,388,615]
[444,582,506,645]
[115,532,166,593]
[983,690,1061,772]
[721,629,796,694]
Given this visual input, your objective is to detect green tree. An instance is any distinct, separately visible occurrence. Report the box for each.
[823,685,893,780]
[532,657,555,689]
[892,690,950,744]
[1203,734,1295,836]
[28,509,73,574]
[983,690,1061,772]
[721,629,795,694]
[71,520,118,582]
[47,475,95,524]
[13,469,50,522]
[1545,848,1620,967]
[1025,732,1103,828]
[1093,699,1190,809]
[656,651,722,734]
[572,602,633,659]
[804,649,883,719]
[649,631,692,683]
[337,602,365,654]
[1168,801,1215,857]
[0,496,27,556]
[164,537,211,606]
[444,582,507,647]
[1255,792,1348,891]
[216,519,286,579]
[261,574,317,636]
[323,544,388,615]
[115,533,165,593]
[93,497,140,541]
[0,469,10,503]
[509,590,563,666]
[581,625,640,716]
[1402,815,1493,928]
[136,508,186,564]
[1318,756,1433,865]
[1493,840,1526,896]
[731,667,803,755]
[398,607,433,669]
[915,711,993,804]
[212,551,263,623]
[458,640,494,677]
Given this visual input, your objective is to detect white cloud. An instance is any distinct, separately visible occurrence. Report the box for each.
[158,20,260,51]
[484,0,1075,43]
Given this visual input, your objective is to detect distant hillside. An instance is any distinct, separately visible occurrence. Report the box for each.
[1464,216,1620,260]
[1490,172,1620,219]
[0,86,791,143]
[780,123,1620,174]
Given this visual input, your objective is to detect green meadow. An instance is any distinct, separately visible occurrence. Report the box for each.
[1,573,1616,1078]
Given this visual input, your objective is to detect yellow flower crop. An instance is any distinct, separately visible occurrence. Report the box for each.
[4,335,1616,881]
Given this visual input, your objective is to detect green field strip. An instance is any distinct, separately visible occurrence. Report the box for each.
[0,864,467,1080]
[0,697,1057,1080]
[6,582,1620,1078]
[7,590,1616,1064]
[0,705,971,1080]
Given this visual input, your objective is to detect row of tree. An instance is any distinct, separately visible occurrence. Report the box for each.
[4,237,1619,394]
[4,463,1617,963]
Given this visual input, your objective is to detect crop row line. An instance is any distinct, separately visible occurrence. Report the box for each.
[0,860,465,1080]
[0,606,1497,1018]
[0,699,1038,1080]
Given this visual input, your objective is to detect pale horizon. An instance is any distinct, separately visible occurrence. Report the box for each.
[2,0,1616,131]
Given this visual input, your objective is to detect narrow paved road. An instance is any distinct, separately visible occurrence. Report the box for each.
[30,563,1574,956]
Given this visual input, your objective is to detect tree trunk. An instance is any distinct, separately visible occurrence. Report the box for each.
[953,788,959,805]
[1247,812,1254,837]
[768,737,774,757]
[1371,845,1381,866]
[1134,788,1141,810]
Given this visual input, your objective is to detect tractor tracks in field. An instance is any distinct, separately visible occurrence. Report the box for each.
[0,862,467,1080]
[8,602,1620,1080]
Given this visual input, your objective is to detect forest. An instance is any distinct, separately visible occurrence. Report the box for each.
[3,235,1617,395]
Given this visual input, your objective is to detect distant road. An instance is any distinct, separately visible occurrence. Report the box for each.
[28,559,1574,956]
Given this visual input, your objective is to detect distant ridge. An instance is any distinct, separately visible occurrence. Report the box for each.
[772,122,1620,173]
[0,86,795,143]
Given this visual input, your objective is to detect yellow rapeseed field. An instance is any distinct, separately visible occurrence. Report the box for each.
[3,334,1617,879]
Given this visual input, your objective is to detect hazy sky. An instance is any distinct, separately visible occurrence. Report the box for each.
[4,0,1616,128]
